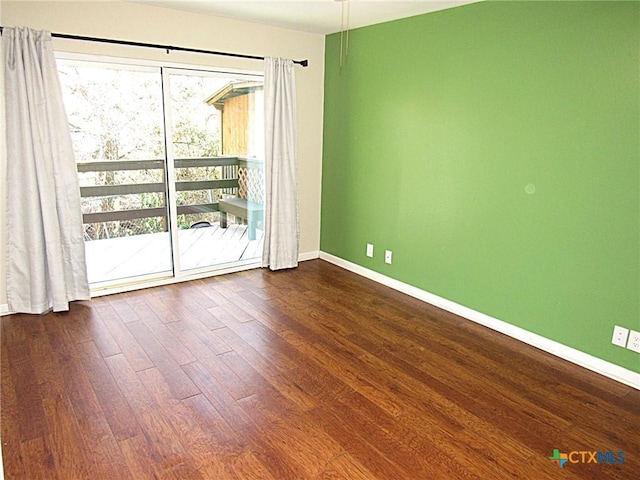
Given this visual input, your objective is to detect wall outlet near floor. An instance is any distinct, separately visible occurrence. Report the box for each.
[366,243,374,258]
[611,325,629,348]
[385,250,392,264]
[626,330,640,353]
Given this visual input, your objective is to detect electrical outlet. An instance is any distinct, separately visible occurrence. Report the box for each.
[385,250,392,264]
[612,326,629,348]
[627,330,640,353]
[366,243,374,258]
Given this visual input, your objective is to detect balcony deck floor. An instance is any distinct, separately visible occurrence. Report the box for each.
[84,222,263,285]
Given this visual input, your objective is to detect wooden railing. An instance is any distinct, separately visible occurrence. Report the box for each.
[77,156,262,226]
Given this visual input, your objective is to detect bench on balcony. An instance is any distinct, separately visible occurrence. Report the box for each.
[218,197,264,241]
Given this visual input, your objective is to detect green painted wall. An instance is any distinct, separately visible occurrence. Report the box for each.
[321,1,640,372]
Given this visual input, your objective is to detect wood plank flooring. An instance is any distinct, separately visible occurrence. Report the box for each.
[1,259,638,479]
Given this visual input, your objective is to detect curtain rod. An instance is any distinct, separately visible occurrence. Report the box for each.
[0,27,309,67]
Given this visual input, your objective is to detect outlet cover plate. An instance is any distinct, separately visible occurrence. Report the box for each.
[366,244,374,258]
[627,330,640,353]
[385,250,392,264]
[612,325,629,348]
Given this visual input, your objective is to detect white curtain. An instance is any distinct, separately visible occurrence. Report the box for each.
[262,57,299,270]
[3,27,90,314]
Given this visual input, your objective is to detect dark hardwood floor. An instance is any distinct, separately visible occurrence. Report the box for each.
[1,259,638,479]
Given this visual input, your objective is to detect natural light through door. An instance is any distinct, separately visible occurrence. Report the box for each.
[58,58,264,287]
[58,61,172,285]
[164,69,265,272]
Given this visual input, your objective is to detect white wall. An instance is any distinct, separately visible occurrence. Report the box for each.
[0,1,325,307]
[0,1,7,312]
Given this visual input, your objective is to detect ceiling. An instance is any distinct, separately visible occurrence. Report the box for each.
[132,0,481,35]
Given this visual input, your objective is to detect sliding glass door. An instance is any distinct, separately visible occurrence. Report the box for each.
[58,58,264,287]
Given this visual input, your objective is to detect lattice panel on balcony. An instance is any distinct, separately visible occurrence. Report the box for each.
[238,166,264,204]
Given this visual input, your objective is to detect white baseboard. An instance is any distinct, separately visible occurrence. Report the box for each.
[299,250,320,262]
[0,303,11,317]
[319,251,640,390]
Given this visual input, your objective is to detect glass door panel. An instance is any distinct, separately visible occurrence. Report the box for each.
[164,69,265,272]
[58,60,172,285]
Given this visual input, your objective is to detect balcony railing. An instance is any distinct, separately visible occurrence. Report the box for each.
[77,156,263,236]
